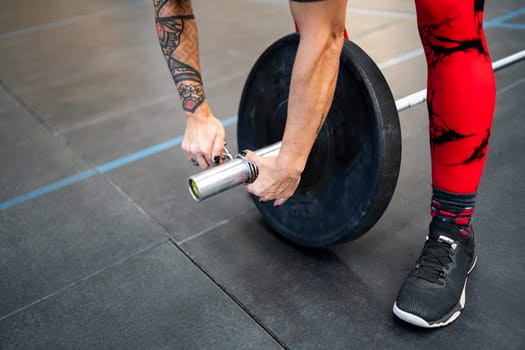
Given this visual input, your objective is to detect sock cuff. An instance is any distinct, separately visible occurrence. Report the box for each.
[431,186,477,229]
[432,186,476,210]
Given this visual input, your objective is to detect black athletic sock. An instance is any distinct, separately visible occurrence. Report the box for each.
[430,187,476,237]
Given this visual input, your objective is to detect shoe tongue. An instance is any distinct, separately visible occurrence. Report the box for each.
[427,228,455,242]
[429,220,464,241]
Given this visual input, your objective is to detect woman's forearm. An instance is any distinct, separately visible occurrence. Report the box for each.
[153,0,210,116]
[154,0,225,168]
[278,32,345,173]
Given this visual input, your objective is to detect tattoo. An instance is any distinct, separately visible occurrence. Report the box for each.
[179,83,205,113]
[168,57,202,83]
[153,0,205,113]
[154,0,169,16]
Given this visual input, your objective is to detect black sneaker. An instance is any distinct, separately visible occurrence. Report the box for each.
[393,220,477,328]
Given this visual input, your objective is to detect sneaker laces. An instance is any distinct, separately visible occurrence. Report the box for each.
[412,235,456,284]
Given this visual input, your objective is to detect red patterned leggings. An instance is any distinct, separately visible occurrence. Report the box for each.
[416,0,496,193]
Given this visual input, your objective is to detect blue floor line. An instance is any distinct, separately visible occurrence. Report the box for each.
[492,22,525,30]
[484,7,525,29]
[0,116,237,211]
[0,170,98,211]
[1,7,524,212]
[95,135,185,174]
[484,7,525,26]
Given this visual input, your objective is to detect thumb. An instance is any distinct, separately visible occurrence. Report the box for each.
[241,149,259,165]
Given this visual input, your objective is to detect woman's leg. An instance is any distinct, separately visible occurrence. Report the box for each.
[394,0,496,328]
[418,0,496,194]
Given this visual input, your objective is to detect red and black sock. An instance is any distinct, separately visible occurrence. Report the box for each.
[431,187,475,237]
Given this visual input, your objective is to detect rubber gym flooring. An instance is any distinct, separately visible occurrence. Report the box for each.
[1,1,524,349]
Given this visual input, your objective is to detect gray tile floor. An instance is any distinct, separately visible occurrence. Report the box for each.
[1,1,524,349]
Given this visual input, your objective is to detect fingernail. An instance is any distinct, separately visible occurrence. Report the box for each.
[213,156,220,164]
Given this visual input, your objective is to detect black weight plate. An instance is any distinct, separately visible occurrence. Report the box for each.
[238,33,401,248]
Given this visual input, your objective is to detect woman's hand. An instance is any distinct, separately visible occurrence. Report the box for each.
[182,111,226,169]
[243,151,302,207]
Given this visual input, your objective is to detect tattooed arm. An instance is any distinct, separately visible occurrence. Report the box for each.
[245,0,347,206]
[154,0,225,168]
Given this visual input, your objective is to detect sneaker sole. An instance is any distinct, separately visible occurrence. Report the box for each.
[393,255,477,328]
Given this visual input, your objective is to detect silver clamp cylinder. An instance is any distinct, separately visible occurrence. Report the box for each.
[187,142,281,201]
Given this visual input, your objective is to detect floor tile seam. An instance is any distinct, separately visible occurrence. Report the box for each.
[94,171,288,346]
[355,17,412,40]
[85,161,289,350]
[0,118,182,330]
[32,130,193,245]
[56,94,175,135]
[257,1,417,18]
[92,185,288,349]
[496,76,525,96]
[0,0,149,40]
[90,164,181,243]
[0,239,169,323]
[0,85,167,216]
[86,163,289,349]
[177,207,256,245]
[0,80,54,134]
[57,69,247,136]
[346,7,416,19]
[166,239,289,350]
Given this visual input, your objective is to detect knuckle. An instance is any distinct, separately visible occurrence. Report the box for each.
[189,144,201,155]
